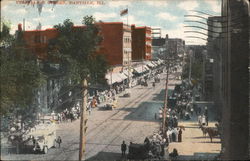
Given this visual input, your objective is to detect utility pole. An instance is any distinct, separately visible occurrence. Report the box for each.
[79,78,88,161]
[188,50,193,84]
[162,61,170,138]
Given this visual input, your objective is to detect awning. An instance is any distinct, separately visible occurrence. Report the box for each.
[133,65,149,74]
[152,61,159,66]
[133,66,144,74]
[143,65,150,71]
[123,69,133,77]
[145,61,154,68]
[105,72,126,85]
[119,72,128,80]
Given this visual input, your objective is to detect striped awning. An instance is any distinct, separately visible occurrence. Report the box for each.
[105,72,127,85]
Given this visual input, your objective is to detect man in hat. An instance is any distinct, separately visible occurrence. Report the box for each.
[121,141,127,157]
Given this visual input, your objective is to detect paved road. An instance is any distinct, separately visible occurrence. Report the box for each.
[2,72,179,161]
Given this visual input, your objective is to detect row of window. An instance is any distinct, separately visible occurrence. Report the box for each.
[33,35,47,44]
[124,50,131,54]
[124,37,131,43]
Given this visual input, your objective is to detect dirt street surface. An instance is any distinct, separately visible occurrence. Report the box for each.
[168,121,221,160]
[2,73,169,161]
[1,72,221,161]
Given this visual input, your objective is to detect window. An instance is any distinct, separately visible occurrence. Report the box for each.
[35,35,41,43]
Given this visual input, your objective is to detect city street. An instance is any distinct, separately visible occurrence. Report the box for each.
[1,71,222,161]
[2,72,170,160]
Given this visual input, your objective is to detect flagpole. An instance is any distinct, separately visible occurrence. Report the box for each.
[126,5,130,89]
[126,5,128,26]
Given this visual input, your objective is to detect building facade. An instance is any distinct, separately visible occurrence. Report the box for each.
[205,16,222,101]
[152,37,166,59]
[98,22,132,66]
[220,0,250,159]
[131,25,152,61]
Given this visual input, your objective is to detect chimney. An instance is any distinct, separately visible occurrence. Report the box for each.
[131,24,135,30]
[18,24,22,31]
[165,34,169,39]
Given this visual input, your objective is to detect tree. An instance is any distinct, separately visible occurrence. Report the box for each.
[0,25,45,130]
[182,54,203,83]
[49,16,108,160]
[49,16,108,85]
[0,24,46,153]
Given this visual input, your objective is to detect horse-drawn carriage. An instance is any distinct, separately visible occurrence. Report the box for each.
[154,77,160,83]
[128,136,166,160]
[104,97,118,110]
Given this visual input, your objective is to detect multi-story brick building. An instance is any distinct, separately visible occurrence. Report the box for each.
[131,25,152,61]
[97,22,132,66]
[20,22,134,111]
[21,25,58,59]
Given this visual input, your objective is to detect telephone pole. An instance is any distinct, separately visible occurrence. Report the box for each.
[162,61,170,138]
[79,78,88,161]
[188,50,193,84]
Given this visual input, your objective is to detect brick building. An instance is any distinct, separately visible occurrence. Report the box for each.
[97,22,132,66]
[21,25,58,59]
[131,25,152,61]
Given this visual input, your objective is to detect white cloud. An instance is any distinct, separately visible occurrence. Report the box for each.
[41,25,53,30]
[204,0,221,13]
[32,17,45,22]
[137,10,147,16]
[42,7,54,13]
[15,8,28,15]
[120,15,144,26]
[146,1,168,7]
[108,1,131,8]
[178,0,199,11]
[93,12,117,21]
[157,12,177,21]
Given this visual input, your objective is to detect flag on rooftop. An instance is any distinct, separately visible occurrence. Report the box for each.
[120,8,128,16]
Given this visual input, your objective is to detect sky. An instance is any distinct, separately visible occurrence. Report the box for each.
[1,0,221,45]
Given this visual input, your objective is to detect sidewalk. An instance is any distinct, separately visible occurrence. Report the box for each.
[168,121,221,160]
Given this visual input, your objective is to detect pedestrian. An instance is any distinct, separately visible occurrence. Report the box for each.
[204,106,208,126]
[57,136,62,148]
[169,148,179,158]
[70,112,74,122]
[91,97,97,108]
[32,136,36,146]
[87,100,92,115]
[121,141,127,157]
[178,128,182,142]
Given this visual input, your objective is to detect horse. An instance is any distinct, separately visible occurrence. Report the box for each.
[178,125,185,131]
[199,125,208,137]
[206,127,219,142]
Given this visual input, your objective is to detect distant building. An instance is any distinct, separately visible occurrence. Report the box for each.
[152,34,185,60]
[131,25,152,61]
[166,36,185,58]
[152,37,166,59]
